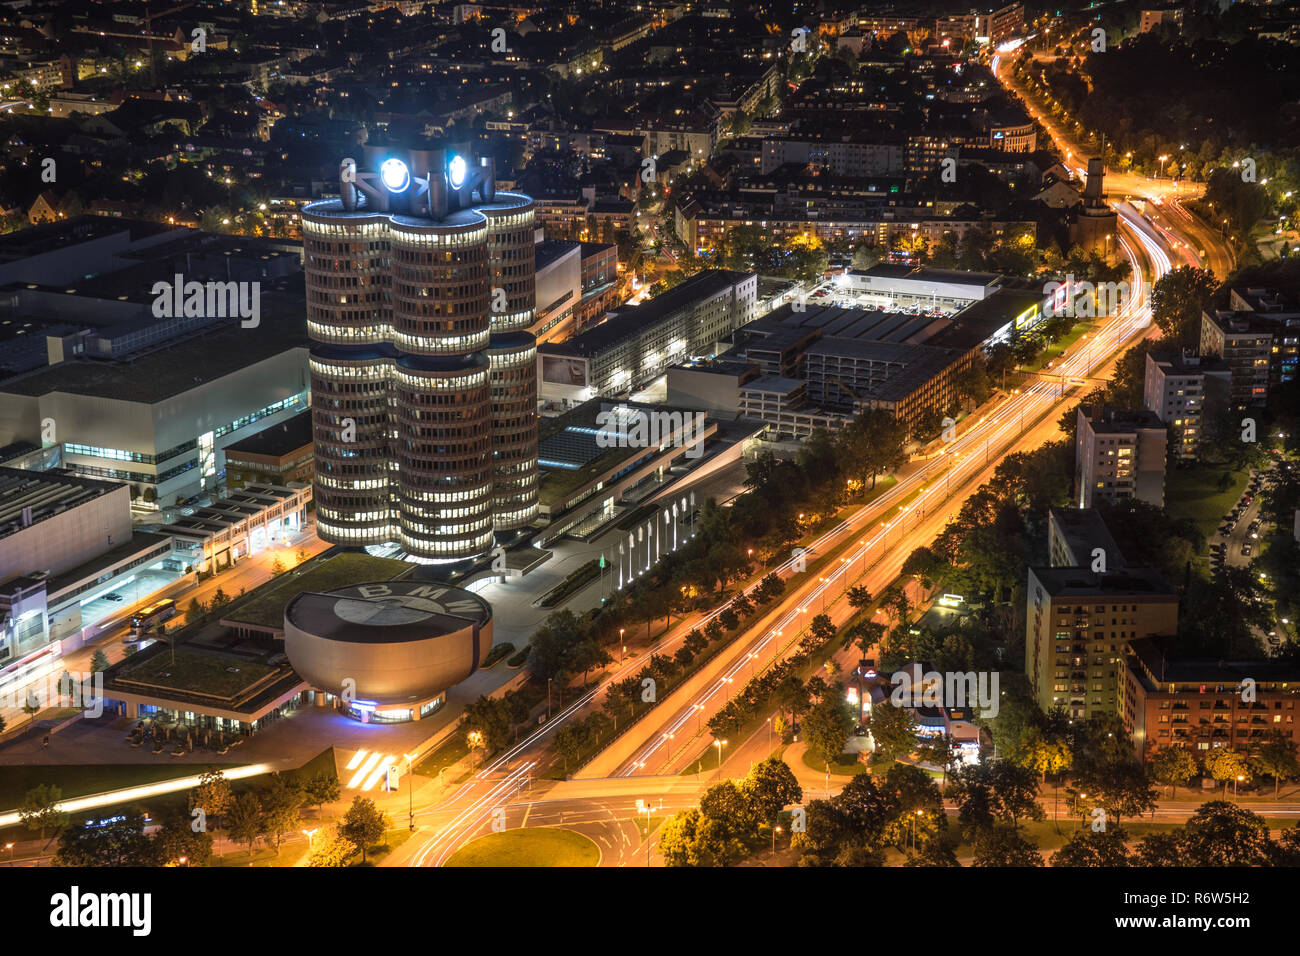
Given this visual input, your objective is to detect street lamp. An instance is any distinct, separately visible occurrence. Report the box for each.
[404,751,417,830]
[639,800,658,867]
[693,702,705,734]
[301,827,318,848]
[772,825,782,854]
[4,842,12,866]
[714,738,728,771]
[619,628,626,662]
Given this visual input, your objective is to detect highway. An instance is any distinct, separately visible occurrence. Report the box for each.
[992,49,1234,279]
[397,218,1175,864]
[394,51,1241,866]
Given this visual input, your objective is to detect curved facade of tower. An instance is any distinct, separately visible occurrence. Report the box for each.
[303,150,538,563]
[481,193,539,531]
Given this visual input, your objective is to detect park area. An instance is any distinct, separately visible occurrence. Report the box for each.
[444,827,600,866]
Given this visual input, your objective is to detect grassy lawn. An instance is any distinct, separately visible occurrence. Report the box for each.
[213,841,305,868]
[0,762,239,809]
[802,750,867,777]
[1022,321,1096,373]
[444,827,600,867]
[349,827,415,866]
[414,733,470,779]
[1165,463,1250,544]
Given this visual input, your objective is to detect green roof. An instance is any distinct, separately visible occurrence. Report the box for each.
[221,552,411,629]
[115,649,277,699]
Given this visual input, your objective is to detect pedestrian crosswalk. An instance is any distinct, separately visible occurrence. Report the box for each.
[342,749,399,792]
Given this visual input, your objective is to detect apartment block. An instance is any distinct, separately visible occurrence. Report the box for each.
[1025,566,1179,720]
[1074,406,1167,509]
[1200,311,1275,409]
[1142,351,1230,460]
[1127,636,1300,761]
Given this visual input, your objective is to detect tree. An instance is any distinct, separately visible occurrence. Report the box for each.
[1050,826,1131,866]
[338,795,388,863]
[1084,762,1157,826]
[1021,729,1072,785]
[19,784,69,843]
[880,763,945,851]
[567,639,612,685]
[526,610,585,681]
[740,757,802,826]
[659,808,704,866]
[1149,266,1217,347]
[690,783,753,866]
[882,584,913,627]
[947,762,1043,832]
[1251,732,1300,797]
[270,557,287,576]
[89,649,111,673]
[226,791,265,858]
[190,769,233,828]
[209,587,232,608]
[1177,801,1275,866]
[308,827,357,867]
[154,806,213,866]
[846,586,872,609]
[906,836,961,867]
[659,808,743,867]
[1150,747,1198,799]
[462,694,516,754]
[303,771,341,813]
[971,824,1042,866]
[774,674,809,729]
[865,700,917,765]
[552,724,586,773]
[53,812,157,867]
[1273,824,1300,867]
[261,775,303,850]
[1134,831,1183,867]
[1203,747,1251,795]
[804,692,855,768]
[842,620,885,660]
[805,613,836,649]
[731,589,753,619]
[755,573,786,604]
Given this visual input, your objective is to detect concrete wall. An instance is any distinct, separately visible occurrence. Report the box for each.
[665,365,741,413]
[0,483,131,580]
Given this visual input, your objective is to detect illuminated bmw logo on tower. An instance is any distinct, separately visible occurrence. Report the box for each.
[448,154,468,189]
[380,157,411,193]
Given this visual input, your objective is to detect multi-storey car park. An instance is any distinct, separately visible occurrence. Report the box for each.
[303,142,540,564]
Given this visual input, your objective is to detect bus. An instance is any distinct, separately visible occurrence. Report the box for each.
[130,599,176,635]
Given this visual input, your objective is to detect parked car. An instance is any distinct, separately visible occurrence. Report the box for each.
[1242,543,1253,556]
[105,593,124,602]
